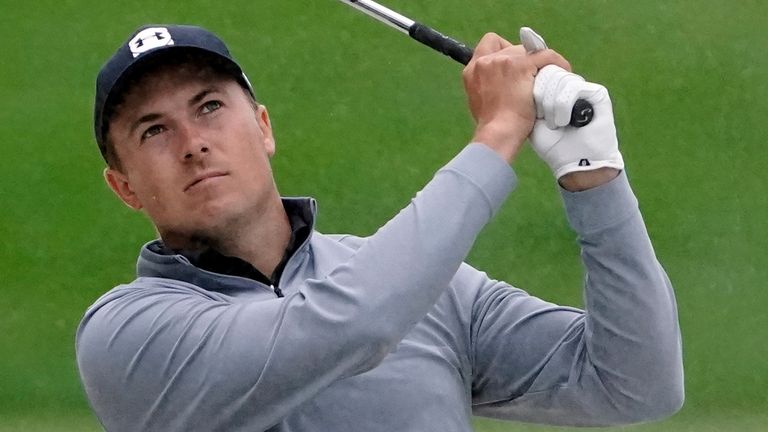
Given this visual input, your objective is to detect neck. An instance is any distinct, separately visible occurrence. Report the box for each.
[161,196,292,277]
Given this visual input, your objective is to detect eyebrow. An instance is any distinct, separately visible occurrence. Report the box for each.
[128,87,222,136]
[129,113,162,137]
[188,87,219,107]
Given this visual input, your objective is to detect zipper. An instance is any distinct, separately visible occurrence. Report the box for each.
[274,222,314,298]
[170,199,315,300]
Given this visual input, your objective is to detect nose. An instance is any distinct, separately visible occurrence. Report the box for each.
[179,123,211,162]
[183,145,209,161]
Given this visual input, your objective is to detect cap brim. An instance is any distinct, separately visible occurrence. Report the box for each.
[95,44,253,152]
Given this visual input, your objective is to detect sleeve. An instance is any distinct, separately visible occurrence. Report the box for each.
[76,143,516,432]
[470,171,684,426]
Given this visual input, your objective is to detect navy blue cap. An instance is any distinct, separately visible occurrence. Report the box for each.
[94,25,254,161]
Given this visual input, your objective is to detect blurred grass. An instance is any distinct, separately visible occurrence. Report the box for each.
[1,0,766,429]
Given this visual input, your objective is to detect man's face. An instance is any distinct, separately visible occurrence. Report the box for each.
[105,65,277,243]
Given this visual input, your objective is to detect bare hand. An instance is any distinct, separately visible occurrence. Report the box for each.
[463,33,571,163]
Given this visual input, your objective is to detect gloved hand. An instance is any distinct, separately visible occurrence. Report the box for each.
[529,64,624,179]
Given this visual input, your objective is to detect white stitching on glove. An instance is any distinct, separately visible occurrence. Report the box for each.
[530,65,624,179]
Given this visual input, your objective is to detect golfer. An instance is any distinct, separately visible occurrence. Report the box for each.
[77,24,684,431]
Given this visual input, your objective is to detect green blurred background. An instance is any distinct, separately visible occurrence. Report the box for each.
[1,0,766,430]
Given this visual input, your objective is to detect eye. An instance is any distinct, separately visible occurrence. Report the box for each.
[200,100,222,115]
[141,124,166,141]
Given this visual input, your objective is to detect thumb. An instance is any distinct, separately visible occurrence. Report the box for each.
[530,119,564,159]
[519,27,547,53]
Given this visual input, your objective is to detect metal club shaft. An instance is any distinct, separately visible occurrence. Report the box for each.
[339,0,474,64]
[337,0,594,127]
[341,0,414,34]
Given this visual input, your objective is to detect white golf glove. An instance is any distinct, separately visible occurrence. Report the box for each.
[529,65,624,179]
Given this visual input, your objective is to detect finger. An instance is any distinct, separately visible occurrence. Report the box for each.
[530,120,564,156]
[473,32,514,58]
[528,49,572,73]
[544,73,570,129]
[536,65,572,129]
[577,82,609,105]
[553,75,587,127]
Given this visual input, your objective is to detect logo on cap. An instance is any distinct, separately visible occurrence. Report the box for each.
[129,27,174,58]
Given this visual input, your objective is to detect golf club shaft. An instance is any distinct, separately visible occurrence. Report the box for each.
[343,0,473,65]
[339,0,595,128]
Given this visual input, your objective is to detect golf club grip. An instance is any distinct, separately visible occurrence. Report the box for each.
[409,23,473,65]
[408,22,594,128]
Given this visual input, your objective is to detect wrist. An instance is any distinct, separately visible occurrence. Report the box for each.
[472,121,527,164]
[558,167,620,191]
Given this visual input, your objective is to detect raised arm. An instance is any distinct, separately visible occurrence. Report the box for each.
[76,142,515,431]
[471,172,683,425]
[470,44,683,424]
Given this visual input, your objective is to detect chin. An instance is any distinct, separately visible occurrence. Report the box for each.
[156,188,266,242]
[193,199,242,227]
[199,193,259,227]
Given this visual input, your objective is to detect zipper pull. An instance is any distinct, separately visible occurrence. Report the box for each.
[270,284,284,298]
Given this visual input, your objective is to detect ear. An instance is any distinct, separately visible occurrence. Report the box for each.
[255,105,276,157]
[104,167,143,210]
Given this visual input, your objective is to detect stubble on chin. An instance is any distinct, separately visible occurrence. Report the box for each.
[156,203,252,254]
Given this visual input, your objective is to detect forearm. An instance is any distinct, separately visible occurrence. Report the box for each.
[266,143,517,396]
[471,172,683,426]
[256,143,516,422]
[333,143,515,344]
[562,171,684,422]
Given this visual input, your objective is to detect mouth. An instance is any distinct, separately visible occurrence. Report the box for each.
[184,171,228,192]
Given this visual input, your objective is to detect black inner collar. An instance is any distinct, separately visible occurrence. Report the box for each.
[155,200,312,287]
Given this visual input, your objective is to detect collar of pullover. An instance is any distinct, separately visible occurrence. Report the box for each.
[136,197,317,292]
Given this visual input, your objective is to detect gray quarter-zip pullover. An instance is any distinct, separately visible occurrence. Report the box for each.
[76,143,683,431]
